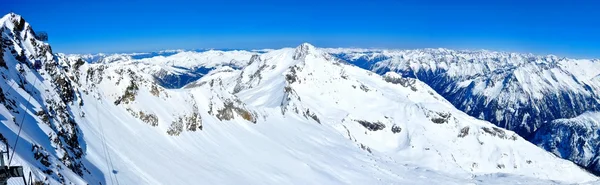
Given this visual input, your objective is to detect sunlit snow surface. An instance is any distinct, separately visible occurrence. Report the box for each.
[61,44,597,184]
[0,13,599,184]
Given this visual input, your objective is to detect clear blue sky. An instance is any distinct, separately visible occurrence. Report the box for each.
[3,0,599,58]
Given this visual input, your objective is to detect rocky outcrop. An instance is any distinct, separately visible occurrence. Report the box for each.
[215,100,256,123]
[0,13,90,182]
[354,119,386,131]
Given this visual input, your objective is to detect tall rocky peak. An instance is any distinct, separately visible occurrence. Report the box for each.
[1,13,54,66]
[293,42,318,60]
[0,13,91,183]
[247,54,261,65]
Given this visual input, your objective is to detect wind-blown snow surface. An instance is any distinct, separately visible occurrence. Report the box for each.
[1,13,599,184]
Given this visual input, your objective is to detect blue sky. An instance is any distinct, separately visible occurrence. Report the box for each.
[3,0,599,58]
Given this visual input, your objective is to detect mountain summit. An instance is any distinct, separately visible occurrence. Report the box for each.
[293,42,319,60]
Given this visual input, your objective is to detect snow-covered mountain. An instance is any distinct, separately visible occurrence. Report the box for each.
[330,48,600,174]
[66,50,258,89]
[0,13,598,184]
[0,13,92,184]
[531,111,600,175]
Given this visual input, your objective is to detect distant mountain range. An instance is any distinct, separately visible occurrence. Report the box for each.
[0,13,599,184]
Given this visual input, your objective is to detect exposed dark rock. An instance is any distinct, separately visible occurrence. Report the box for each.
[354,119,386,131]
[482,127,506,138]
[0,133,7,145]
[72,58,85,71]
[36,110,50,125]
[167,111,202,136]
[184,112,202,131]
[85,66,105,84]
[0,43,6,69]
[32,144,51,168]
[384,74,418,91]
[216,101,256,123]
[458,126,470,138]
[293,43,314,60]
[12,16,26,32]
[304,109,320,124]
[359,143,372,153]
[55,75,76,103]
[150,84,161,97]
[128,109,159,127]
[285,65,301,84]
[428,111,451,124]
[167,118,184,136]
[391,124,402,133]
[114,81,138,105]
[359,84,370,92]
[0,87,6,105]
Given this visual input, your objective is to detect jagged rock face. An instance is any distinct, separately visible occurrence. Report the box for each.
[0,13,90,183]
[354,119,386,131]
[293,43,316,60]
[530,112,600,175]
[63,55,208,137]
[383,72,418,91]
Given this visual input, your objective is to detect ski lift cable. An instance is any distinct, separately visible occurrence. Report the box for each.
[8,75,39,166]
[33,59,121,184]
[5,59,122,184]
[96,88,120,185]
[95,91,115,185]
[33,64,121,185]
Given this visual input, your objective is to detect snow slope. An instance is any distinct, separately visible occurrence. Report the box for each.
[330,48,600,174]
[0,13,598,185]
[63,43,598,184]
[222,43,597,182]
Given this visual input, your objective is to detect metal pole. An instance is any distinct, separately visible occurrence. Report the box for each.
[0,152,4,168]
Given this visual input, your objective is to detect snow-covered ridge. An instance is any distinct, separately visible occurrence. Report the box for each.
[2,13,599,184]
[61,42,600,178]
[62,49,259,89]
[187,43,597,183]
[331,47,600,174]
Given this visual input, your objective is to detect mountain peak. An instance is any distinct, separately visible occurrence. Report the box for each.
[293,42,318,60]
[2,12,20,20]
[297,42,316,49]
[1,12,24,27]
